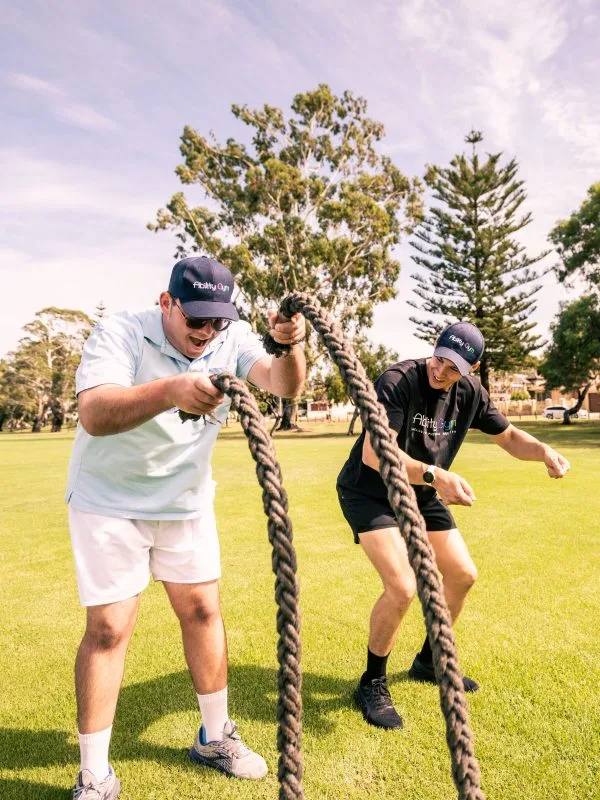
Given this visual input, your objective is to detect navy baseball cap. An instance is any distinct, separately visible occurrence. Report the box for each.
[434,322,484,375]
[168,256,239,321]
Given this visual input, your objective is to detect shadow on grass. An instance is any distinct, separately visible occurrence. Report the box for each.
[0,729,76,770]
[0,662,414,795]
[0,778,70,799]
[109,662,367,753]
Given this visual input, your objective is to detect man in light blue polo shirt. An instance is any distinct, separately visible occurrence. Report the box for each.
[67,256,306,800]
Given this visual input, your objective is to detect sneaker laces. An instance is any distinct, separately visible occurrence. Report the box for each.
[222,720,251,757]
[74,770,111,800]
[363,677,394,710]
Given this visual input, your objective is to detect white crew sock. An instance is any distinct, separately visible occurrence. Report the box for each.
[197,686,228,742]
[78,725,112,780]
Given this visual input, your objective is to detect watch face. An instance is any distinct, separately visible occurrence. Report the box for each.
[423,470,434,484]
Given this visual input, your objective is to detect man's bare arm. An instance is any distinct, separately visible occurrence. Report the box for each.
[362,431,476,506]
[489,424,570,478]
[78,374,224,436]
[247,311,307,398]
[247,346,306,398]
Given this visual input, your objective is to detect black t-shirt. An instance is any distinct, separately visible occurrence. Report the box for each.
[337,358,510,505]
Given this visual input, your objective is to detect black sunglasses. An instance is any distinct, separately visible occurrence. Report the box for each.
[173,301,231,332]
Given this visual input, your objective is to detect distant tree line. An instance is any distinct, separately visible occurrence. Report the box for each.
[0,308,93,432]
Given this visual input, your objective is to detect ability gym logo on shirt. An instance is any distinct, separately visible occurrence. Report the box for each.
[193,281,232,292]
[412,413,457,436]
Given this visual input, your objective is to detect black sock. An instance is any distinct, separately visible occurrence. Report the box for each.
[361,648,389,684]
[417,635,433,665]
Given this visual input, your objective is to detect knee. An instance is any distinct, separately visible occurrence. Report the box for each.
[180,596,222,627]
[451,563,478,594]
[385,573,417,611]
[84,617,133,652]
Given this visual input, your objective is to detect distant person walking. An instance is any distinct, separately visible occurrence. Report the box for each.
[336,322,570,729]
[66,256,306,799]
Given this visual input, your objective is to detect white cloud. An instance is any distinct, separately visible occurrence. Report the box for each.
[0,148,160,221]
[6,71,117,132]
[9,73,63,97]
[0,236,176,358]
[394,0,454,52]
[2,0,598,363]
[387,0,571,148]
[540,86,600,163]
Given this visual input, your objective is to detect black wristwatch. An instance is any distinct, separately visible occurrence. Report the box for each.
[423,464,437,485]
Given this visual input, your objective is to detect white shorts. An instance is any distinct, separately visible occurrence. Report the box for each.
[68,507,221,607]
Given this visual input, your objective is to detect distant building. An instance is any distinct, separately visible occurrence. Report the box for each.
[304,399,354,421]
[489,371,599,415]
[303,372,598,422]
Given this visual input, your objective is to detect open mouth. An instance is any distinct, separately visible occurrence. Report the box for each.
[189,335,210,349]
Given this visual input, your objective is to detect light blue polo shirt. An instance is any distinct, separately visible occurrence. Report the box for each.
[66,307,267,519]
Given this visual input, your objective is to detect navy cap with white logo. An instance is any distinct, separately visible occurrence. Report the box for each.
[168,256,239,321]
[434,322,484,376]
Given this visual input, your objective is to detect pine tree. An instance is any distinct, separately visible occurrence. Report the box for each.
[409,130,548,390]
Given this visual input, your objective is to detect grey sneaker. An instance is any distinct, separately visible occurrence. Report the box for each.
[73,765,120,799]
[189,720,268,780]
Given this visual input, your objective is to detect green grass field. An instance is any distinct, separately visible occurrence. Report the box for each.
[1,421,599,799]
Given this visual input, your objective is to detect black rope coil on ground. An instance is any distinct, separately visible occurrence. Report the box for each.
[263,292,485,800]
[209,373,303,800]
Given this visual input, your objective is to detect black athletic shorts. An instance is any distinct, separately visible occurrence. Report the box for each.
[337,485,456,544]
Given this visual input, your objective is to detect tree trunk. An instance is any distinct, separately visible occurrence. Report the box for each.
[279,397,302,431]
[50,400,65,432]
[269,397,283,435]
[479,354,490,393]
[347,406,360,435]
[32,415,45,432]
[32,397,48,432]
[562,383,591,424]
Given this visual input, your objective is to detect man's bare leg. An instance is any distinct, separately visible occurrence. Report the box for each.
[354,527,416,729]
[74,595,139,791]
[410,527,479,691]
[163,580,267,779]
[75,595,140,733]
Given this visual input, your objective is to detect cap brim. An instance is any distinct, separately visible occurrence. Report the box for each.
[180,301,239,321]
[433,346,473,376]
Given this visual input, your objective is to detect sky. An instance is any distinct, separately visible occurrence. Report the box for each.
[2,0,599,361]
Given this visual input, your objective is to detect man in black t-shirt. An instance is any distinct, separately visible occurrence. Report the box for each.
[337,322,570,730]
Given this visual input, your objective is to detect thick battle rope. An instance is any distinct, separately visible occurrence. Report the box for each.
[262,293,486,800]
[187,374,304,800]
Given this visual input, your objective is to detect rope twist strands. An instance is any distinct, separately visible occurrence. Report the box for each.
[264,292,485,800]
[211,372,303,800]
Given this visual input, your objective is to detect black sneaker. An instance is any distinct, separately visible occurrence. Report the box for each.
[408,655,480,693]
[354,676,404,729]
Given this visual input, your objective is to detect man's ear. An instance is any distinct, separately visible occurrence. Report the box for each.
[469,361,481,373]
[158,292,172,314]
